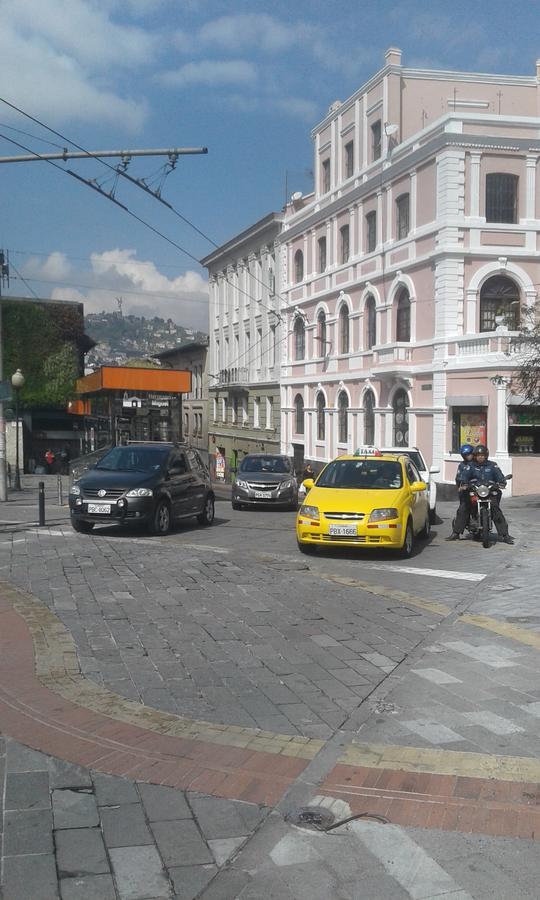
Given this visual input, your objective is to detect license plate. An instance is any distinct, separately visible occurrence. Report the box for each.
[87,503,111,514]
[255,491,272,499]
[329,524,357,537]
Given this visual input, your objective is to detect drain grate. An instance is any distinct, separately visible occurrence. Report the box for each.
[286,806,336,831]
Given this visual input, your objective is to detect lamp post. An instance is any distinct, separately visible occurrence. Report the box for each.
[11,369,24,490]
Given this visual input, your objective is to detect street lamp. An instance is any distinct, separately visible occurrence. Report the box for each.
[11,369,24,490]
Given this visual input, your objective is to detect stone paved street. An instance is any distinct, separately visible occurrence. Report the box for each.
[1,481,540,897]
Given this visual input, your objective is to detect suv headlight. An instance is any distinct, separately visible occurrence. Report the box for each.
[126,488,153,497]
[369,507,398,522]
[300,504,320,521]
[235,479,249,490]
[69,484,81,496]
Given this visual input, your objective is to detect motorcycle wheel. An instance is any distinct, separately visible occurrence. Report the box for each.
[480,507,490,549]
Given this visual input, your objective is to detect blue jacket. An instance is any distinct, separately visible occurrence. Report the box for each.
[465,461,506,486]
[455,461,473,485]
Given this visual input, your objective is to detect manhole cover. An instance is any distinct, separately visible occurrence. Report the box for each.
[286,806,336,831]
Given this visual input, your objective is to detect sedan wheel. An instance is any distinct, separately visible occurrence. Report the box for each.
[198,495,215,526]
[151,500,171,535]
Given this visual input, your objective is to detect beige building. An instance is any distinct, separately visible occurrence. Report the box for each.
[155,339,209,462]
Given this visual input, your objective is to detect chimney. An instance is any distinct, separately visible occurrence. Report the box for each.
[385,47,402,67]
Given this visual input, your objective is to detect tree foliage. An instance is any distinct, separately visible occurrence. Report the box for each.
[510,308,540,404]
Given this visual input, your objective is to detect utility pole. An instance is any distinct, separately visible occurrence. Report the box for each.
[0,145,208,501]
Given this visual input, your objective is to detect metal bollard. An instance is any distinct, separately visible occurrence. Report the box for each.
[57,474,64,506]
[38,481,46,526]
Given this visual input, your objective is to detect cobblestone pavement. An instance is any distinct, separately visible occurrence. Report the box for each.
[2,483,540,898]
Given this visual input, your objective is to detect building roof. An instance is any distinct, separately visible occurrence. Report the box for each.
[154,339,209,360]
[200,211,283,267]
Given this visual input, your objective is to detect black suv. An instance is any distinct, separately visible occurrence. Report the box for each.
[69,442,214,535]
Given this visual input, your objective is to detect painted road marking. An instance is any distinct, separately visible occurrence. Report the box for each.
[349,820,474,900]
[340,741,540,782]
[370,563,485,582]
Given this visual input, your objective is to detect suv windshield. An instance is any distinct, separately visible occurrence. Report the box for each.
[316,459,403,490]
[239,455,291,474]
[95,446,169,473]
[398,450,424,471]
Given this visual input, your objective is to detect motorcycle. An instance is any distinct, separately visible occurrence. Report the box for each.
[457,474,512,548]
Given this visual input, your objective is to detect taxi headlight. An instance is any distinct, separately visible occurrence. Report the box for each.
[126,488,153,497]
[300,504,319,521]
[369,507,398,522]
[69,484,81,496]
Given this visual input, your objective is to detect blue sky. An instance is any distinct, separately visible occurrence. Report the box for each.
[1,0,538,330]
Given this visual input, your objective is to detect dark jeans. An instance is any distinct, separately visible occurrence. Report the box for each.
[455,490,509,537]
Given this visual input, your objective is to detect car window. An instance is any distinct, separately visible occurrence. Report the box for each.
[95,446,169,472]
[406,461,421,484]
[168,451,188,473]
[186,449,201,471]
[316,459,403,489]
[239,455,291,474]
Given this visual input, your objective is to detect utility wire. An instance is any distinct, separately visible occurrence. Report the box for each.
[8,259,39,299]
[0,95,288,316]
[0,120,66,150]
[9,275,208,307]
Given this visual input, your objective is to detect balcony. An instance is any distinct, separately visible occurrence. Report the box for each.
[214,366,249,387]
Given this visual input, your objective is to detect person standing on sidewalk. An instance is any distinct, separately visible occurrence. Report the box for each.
[44,448,56,473]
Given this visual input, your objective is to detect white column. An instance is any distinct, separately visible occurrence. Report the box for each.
[410,171,417,232]
[385,186,393,243]
[332,216,338,267]
[362,95,368,171]
[526,155,537,221]
[354,98,361,175]
[357,200,364,256]
[326,219,332,268]
[335,114,342,186]
[315,132,321,196]
[376,191,383,247]
[494,377,512,458]
[469,152,481,217]
[350,205,357,259]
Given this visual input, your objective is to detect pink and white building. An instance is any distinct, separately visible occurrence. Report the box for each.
[278,48,540,496]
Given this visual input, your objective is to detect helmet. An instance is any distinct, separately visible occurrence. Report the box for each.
[473,444,489,457]
[460,443,474,459]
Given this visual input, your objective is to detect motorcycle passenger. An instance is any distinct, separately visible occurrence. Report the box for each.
[447,444,474,541]
[466,444,513,544]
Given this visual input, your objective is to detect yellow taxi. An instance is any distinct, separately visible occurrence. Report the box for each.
[296,449,430,558]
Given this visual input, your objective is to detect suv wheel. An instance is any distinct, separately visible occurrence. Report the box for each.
[198,494,215,526]
[151,499,171,535]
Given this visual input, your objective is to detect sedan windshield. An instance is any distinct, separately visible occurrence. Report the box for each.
[239,456,291,474]
[316,459,403,490]
[95,446,169,473]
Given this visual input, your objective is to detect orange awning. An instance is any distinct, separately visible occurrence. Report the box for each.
[76,366,191,396]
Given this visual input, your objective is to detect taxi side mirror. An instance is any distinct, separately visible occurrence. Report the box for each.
[302,478,315,491]
[411,481,427,493]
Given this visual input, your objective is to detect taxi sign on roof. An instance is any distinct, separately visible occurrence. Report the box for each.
[354,447,382,456]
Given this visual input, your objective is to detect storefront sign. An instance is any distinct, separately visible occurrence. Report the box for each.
[215,450,225,480]
[459,412,487,447]
[508,408,540,426]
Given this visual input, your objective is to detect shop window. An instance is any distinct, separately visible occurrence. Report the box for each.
[366,211,377,253]
[338,391,349,444]
[486,173,518,224]
[294,394,305,435]
[396,289,411,342]
[366,296,376,349]
[294,250,304,283]
[294,317,305,360]
[451,408,487,453]
[316,392,325,441]
[364,390,375,445]
[479,275,520,333]
[508,407,540,454]
[393,389,409,447]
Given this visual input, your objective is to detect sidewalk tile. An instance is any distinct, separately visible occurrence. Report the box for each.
[3,853,58,900]
[4,809,54,855]
[109,845,169,900]
[56,827,110,877]
[60,873,117,900]
[5,771,50,810]
[52,789,100,830]
[151,819,214,867]
[100,804,153,847]
[168,864,217,899]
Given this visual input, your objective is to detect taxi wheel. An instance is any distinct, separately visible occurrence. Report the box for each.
[297,541,317,555]
[419,513,431,540]
[400,520,414,558]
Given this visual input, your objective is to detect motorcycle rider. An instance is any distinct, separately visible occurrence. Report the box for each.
[463,444,514,544]
[447,444,475,540]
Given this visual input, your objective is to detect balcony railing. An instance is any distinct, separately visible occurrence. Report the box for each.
[214,366,249,386]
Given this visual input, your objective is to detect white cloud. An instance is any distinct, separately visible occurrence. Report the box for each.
[272,96,319,122]
[0,0,158,130]
[159,59,258,88]
[198,14,300,54]
[23,249,209,330]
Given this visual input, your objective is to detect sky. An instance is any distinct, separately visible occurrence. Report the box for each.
[1,0,539,331]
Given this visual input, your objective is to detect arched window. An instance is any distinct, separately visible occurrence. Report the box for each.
[339,304,350,354]
[294,317,305,360]
[317,310,327,356]
[363,390,375,445]
[479,275,520,332]
[338,391,349,444]
[396,289,411,342]
[294,394,305,435]
[366,296,376,349]
[316,392,325,441]
[393,389,409,447]
[294,249,304,283]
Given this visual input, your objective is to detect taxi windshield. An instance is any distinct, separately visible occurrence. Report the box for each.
[316,459,403,490]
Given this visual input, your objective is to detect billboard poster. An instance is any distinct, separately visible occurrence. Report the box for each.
[459,412,487,447]
[215,450,225,480]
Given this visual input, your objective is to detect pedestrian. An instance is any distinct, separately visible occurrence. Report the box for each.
[447,443,474,540]
[44,448,55,473]
[302,462,315,483]
[59,446,70,475]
